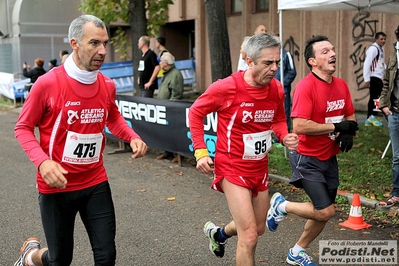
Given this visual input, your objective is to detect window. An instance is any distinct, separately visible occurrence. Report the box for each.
[252,0,269,13]
[257,0,269,10]
[226,0,269,16]
[225,0,242,16]
[232,0,242,13]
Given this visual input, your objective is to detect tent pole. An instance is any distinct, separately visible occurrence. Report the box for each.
[278,8,288,158]
[279,9,284,84]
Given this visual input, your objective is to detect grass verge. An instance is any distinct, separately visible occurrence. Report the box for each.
[0,95,14,109]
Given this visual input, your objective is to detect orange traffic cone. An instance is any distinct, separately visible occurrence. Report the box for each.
[339,193,372,230]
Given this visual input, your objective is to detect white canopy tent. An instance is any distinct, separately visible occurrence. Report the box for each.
[277,0,399,85]
[278,0,399,14]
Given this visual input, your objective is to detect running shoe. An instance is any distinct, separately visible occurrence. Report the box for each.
[379,195,399,207]
[365,115,383,127]
[203,221,227,258]
[14,238,40,266]
[286,249,317,266]
[266,192,287,232]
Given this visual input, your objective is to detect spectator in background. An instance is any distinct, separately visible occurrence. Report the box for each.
[156,37,169,62]
[275,34,297,133]
[237,36,251,71]
[363,31,387,127]
[378,25,399,207]
[156,52,184,162]
[156,37,169,79]
[48,59,57,71]
[254,24,267,34]
[138,35,160,98]
[158,52,184,101]
[59,50,69,64]
[22,58,46,84]
[237,24,267,71]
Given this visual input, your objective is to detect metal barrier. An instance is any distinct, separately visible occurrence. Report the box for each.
[100,59,196,94]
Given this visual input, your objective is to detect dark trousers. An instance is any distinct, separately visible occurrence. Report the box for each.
[39,181,116,266]
[139,89,154,98]
[284,89,292,132]
[274,89,291,143]
[367,77,383,118]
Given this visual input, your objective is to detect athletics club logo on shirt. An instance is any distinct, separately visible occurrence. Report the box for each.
[66,108,105,125]
[80,108,105,124]
[254,110,274,122]
[326,99,345,112]
[67,110,79,125]
[242,110,275,123]
[242,111,253,123]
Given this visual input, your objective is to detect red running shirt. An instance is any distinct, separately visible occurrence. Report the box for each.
[189,71,287,177]
[291,73,355,160]
[15,66,140,194]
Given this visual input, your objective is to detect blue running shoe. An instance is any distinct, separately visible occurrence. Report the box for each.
[203,221,227,258]
[286,249,317,266]
[366,115,383,127]
[266,192,287,232]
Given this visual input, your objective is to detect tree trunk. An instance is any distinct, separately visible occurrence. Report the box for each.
[129,0,147,96]
[204,0,232,82]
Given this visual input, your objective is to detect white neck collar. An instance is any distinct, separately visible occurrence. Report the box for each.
[64,52,98,84]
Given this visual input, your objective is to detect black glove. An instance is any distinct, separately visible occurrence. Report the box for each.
[333,120,359,135]
[336,134,353,152]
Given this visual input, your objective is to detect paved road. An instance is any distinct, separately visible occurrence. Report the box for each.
[0,107,396,265]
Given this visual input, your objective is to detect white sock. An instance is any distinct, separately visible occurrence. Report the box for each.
[27,249,38,266]
[292,244,304,256]
[278,200,288,213]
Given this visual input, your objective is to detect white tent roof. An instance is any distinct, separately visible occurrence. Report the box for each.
[278,0,399,14]
[276,0,399,92]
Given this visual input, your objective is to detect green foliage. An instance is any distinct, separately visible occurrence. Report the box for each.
[112,27,130,59]
[147,0,173,37]
[79,0,173,59]
[0,95,13,107]
[268,121,393,202]
[79,0,129,25]
[335,194,348,204]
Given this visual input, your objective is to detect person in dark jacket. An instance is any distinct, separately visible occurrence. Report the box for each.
[59,50,69,64]
[378,25,399,207]
[48,59,57,71]
[23,58,46,83]
[138,35,160,98]
[275,34,297,132]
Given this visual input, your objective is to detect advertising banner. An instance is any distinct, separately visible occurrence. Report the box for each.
[105,94,217,158]
[0,72,14,99]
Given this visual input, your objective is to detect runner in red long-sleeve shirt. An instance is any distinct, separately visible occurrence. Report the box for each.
[189,33,298,265]
[13,15,147,266]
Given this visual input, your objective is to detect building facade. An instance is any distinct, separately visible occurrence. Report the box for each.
[1,0,399,110]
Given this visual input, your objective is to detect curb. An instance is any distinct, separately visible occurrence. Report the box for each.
[269,173,399,215]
